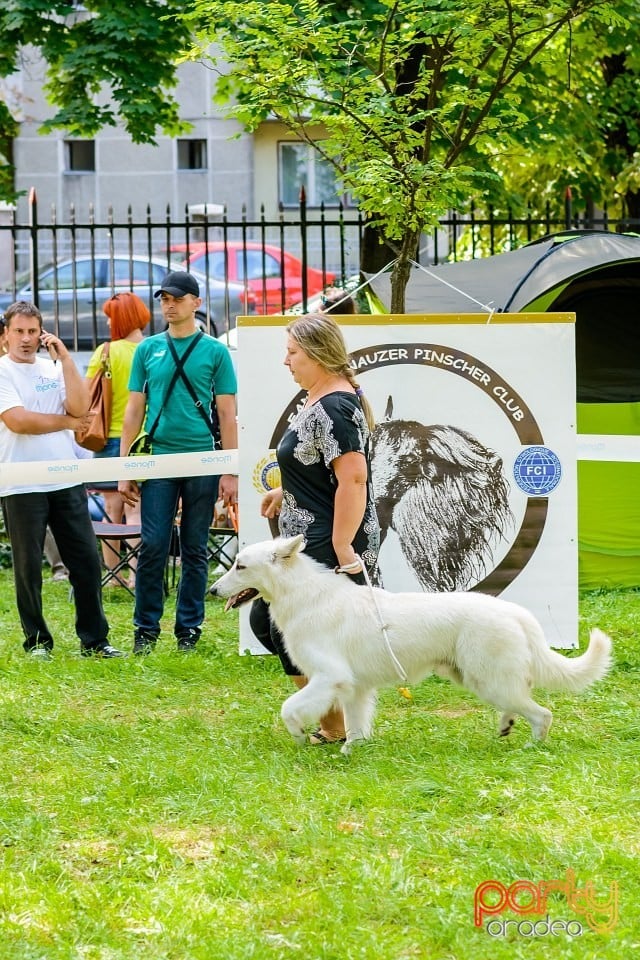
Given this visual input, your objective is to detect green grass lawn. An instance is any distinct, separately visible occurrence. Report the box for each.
[0,570,638,959]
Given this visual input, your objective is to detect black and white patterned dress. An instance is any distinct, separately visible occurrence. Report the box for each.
[277,391,380,575]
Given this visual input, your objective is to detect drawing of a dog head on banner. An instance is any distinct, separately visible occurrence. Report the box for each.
[371,397,514,592]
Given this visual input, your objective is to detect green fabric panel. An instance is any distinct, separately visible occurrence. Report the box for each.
[577,401,640,435]
[579,549,640,590]
[364,288,388,314]
[578,398,640,586]
[578,459,640,587]
[521,281,570,313]
[578,461,640,554]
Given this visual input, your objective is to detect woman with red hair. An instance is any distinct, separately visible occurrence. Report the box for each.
[86,292,150,587]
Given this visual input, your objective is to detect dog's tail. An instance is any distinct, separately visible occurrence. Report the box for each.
[532,628,613,692]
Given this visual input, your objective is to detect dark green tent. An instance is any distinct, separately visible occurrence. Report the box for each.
[368,231,640,588]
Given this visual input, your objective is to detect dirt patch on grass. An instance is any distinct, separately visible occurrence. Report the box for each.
[430,706,478,719]
[152,824,226,860]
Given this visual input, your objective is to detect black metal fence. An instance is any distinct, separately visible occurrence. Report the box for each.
[1,189,638,349]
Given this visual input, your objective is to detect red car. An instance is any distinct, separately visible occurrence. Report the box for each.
[170,241,335,314]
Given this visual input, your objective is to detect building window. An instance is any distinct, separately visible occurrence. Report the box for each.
[279,142,344,207]
[65,140,95,172]
[177,139,208,170]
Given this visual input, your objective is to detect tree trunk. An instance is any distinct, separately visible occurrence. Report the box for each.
[623,189,640,221]
[388,228,423,313]
[360,219,421,314]
[389,257,412,313]
[360,219,397,274]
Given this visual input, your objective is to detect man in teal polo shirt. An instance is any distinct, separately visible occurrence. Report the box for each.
[119,271,238,655]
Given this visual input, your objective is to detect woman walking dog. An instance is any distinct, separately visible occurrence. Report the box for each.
[250,313,380,743]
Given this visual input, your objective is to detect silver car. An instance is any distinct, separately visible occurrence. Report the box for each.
[0,255,255,348]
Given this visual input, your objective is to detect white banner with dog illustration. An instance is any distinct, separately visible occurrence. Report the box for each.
[236,313,577,652]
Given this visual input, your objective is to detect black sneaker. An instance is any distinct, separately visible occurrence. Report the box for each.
[176,628,200,652]
[81,642,127,658]
[133,631,158,657]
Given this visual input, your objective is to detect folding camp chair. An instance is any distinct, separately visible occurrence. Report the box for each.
[165,500,237,594]
[92,521,142,598]
[85,482,141,598]
[208,501,238,573]
[86,486,112,522]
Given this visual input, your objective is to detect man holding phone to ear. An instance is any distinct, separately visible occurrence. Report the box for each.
[0,300,124,659]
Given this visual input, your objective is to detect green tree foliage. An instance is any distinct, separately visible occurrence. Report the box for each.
[185,0,622,309]
[0,0,189,201]
[476,0,640,227]
[0,101,18,203]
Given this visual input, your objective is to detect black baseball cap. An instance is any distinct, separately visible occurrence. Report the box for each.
[154,271,200,299]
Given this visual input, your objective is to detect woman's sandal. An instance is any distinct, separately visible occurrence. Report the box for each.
[309,729,347,745]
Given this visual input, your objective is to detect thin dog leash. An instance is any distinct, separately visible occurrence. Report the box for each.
[335,555,408,683]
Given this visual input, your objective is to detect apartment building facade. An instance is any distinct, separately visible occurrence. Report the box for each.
[8,52,353,224]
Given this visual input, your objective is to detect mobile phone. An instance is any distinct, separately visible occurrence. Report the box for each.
[40,334,58,364]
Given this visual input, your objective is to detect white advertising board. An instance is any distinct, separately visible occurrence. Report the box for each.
[236,313,577,650]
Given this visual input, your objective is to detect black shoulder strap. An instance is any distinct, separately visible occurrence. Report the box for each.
[145,331,205,441]
[164,331,217,438]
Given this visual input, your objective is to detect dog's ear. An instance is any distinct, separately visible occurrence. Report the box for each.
[272,534,305,561]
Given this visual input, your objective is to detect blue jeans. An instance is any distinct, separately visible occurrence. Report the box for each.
[93,437,121,459]
[135,475,218,637]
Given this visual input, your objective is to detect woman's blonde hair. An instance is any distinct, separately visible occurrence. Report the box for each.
[102,292,150,341]
[286,313,375,430]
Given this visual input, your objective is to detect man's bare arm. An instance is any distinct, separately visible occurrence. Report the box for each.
[1,406,90,435]
[40,330,89,417]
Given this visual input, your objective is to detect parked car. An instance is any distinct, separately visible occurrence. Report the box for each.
[171,240,335,314]
[0,255,256,349]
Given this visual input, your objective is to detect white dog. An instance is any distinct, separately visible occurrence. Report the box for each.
[211,536,612,753]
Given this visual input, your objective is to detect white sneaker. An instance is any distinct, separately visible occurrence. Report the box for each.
[29,646,52,661]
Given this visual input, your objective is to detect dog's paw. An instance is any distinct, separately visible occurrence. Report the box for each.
[499,720,515,737]
[289,729,307,746]
[340,735,368,756]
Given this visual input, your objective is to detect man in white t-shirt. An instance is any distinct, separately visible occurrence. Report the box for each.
[0,300,124,659]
